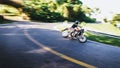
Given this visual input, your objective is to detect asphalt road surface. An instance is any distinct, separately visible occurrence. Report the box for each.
[0,21,120,68]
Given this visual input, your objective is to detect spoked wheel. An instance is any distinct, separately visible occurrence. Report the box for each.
[78,35,87,43]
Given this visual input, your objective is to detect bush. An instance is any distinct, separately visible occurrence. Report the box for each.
[30,10,64,22]
[112,14,120,21]
[0,15,4,22]
[83,16,96,22]
[23,6,64,22]
[0,4,20,16]
[111,14,120,25]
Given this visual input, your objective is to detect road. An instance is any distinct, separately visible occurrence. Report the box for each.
[0,21,120,68]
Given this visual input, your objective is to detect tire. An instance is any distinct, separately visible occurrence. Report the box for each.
[62,31,68,38]
[78,35,87,43]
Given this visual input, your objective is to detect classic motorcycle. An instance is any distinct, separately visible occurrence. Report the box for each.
[62,26,87,43]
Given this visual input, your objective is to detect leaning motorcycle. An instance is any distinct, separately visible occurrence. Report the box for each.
[62,26,87,43]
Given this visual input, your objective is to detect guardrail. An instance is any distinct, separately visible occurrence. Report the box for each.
[86,30,120,39]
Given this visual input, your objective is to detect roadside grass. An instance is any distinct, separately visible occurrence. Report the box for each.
[84,23,120,36]
[85,32,120,47]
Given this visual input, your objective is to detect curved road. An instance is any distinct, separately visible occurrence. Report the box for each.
[0,21,120,68]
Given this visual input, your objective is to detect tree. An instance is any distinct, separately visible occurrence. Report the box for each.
[111,14,120,25]
[0,15,4,22]
[112,14,120,21]
[0,0,24,8]
[23,0,95,22]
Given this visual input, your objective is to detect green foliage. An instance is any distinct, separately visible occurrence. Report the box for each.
[83,16,96,22]
[112,14,120,21]
[111,14,120,25]
[23,2,63,22]
[31,11,63,22]
[0,15,12,24]
[81,5,93,16]
[0,15,4,22]
[54,0,82,5]
[0,4,20,15]
[67,0,83,4]
[23,0,95,22]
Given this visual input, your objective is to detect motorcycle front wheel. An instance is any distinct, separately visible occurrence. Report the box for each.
[78,35,87,43]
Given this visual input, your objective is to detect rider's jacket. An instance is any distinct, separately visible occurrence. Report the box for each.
[71,23,78,28]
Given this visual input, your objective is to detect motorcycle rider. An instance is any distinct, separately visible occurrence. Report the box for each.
[62,20,80,37]
[70,20,80,37]
[62,21,87,42]
[71,20,79,29]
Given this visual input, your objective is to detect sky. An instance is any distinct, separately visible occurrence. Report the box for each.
[81,0,120,20]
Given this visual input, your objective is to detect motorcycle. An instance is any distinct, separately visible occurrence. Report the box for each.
[62,26,87,43]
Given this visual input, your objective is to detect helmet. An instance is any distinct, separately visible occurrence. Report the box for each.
[75,20,79,24]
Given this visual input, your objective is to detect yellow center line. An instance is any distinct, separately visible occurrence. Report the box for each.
[24,29,96,68]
